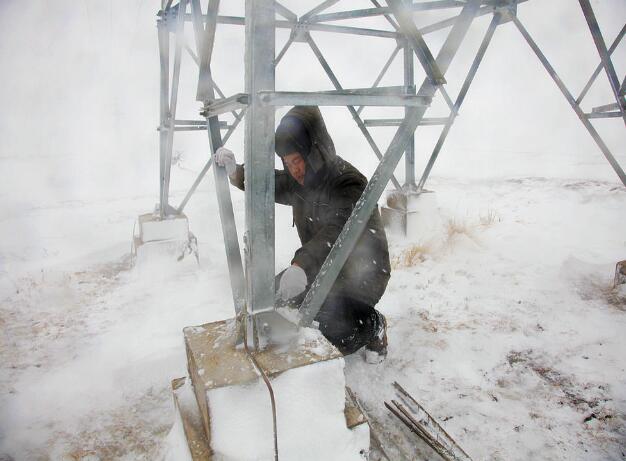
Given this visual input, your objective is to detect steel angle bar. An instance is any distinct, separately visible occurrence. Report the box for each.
[592,102,620,113]
[275,35,295,65]
[244,0,276,321]
[207,114,246,317]
[403,20,416,189]
[201,93,249,117]
[157,18,170,217]
[438,85,457,113]
[417,12,500,191]
[308,1,465,23]
[388,0,446,84]
[304,33,402,189]
[298,0,482,327]
[417,0,528,35]
[586,111,622,119]
[162,0,188,214]
[274,1,297,22]
[356,43,402,115]
[259,91,429,106]
[195,0,220,102]
[576,24,625,105]
[371,0,400,31]
[578,0,626,125]
[318,85,407,95]
[512,16,626,186]
[223,107,246,144]
[364,117,450,127]
[176,108,245,214]
[177,158,212,213]
[301,0,342,22]
[204,15,402,39]
[189,0,246,316]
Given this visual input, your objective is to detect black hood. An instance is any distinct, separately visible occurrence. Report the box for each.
[276,106,337,187]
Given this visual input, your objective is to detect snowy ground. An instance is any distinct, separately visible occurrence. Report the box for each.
[1,171,624,460]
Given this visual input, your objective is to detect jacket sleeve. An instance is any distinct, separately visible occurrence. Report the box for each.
[229,164,293,206]
[291,174,365,282]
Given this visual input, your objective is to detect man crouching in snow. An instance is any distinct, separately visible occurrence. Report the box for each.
[214,106,391,362]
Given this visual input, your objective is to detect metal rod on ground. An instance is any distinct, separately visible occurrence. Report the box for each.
[298,0,483,327]
[305,33,403,190]
[393,382,472,461]
[417,12,500,192]
[512,15,626,186]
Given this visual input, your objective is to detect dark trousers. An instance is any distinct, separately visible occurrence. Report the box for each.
[275,272,382,355]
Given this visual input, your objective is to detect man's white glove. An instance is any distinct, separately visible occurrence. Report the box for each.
[277,264,307,300]
[214,147,237,178]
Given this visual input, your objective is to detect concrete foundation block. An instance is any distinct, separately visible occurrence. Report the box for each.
[615,260,626,287]
[131,212,198,265]
[181,319,369,460]
[381,189,443,240]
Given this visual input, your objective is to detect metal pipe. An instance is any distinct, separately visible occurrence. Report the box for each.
[513,16,626,186]
[298,0,483,327]
[417,12,500,191]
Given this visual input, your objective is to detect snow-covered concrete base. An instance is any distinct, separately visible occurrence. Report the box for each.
[132,212,198,266]
[182,320,369,460]
[381,190,444,240]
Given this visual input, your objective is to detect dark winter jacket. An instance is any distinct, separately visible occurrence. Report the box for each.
[230,106,391,307]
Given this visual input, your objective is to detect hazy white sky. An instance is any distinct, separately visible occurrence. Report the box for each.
[0,0,624,213]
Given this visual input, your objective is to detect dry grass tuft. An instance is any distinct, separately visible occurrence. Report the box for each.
[479,209,500,227]
[445,218,471,239]
[392,243,430,268]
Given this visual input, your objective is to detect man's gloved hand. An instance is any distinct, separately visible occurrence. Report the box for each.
[214,147,237,178]
[277,264,307,300]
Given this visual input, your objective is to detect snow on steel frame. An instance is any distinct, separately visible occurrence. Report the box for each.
[153,0,626,345]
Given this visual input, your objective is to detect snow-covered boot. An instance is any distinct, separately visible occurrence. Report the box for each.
[364,312,387,364]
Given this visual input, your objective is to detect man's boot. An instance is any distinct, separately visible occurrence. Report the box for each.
[364,311,387,364]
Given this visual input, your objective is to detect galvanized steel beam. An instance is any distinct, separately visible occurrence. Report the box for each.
[513,16,626,186]
[298,0,483,327]
[578,0,626,125]
[259,90,430,106]
[304,33,403,190]
[417,12,500,191]
[244,0,276,325]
